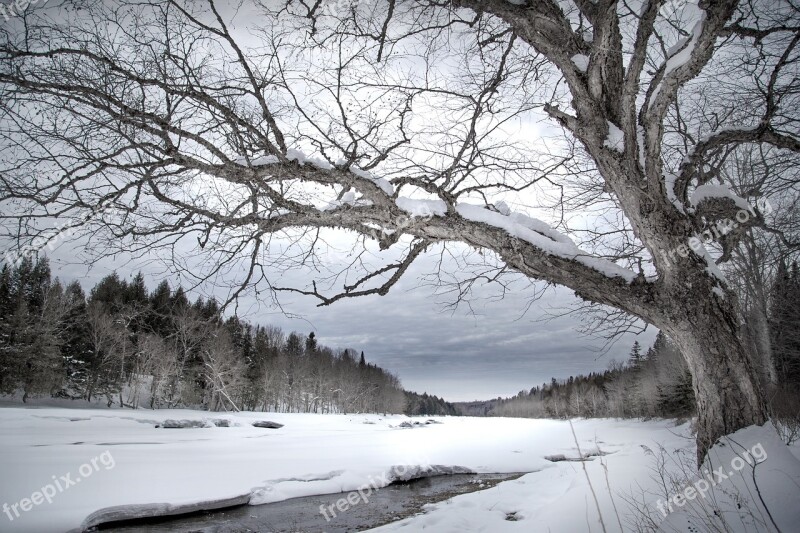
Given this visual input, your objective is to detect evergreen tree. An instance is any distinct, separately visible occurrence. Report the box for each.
[90,272,126,312]
[305,332,317,354]
[125,272,148,307]
[147,280,173,336]
[771,260,800,384]
[0,265,14,392]
[285,333,303,357]
[60,281,92,396]
[629,341,642,370]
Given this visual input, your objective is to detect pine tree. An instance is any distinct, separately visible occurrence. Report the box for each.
[90,272,126,312]
[285,333,303,357]
[147,280,173,336]
[0,265,13,392]
[305,332,317,354]
[629,341,642,370]
[771,260,800,384]
[0,265,410,415]
[60,281,91,396]
[126,272,148,307]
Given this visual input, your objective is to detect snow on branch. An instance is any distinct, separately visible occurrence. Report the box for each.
[347,165,394,197]
[395,197,447,217]
[571,54,590,74]
[603,121,625,153]
[690,183,752,212]
[664,172,686,214]
[234,149,395,197]
[454,203,637,282]
[648,6,707,109]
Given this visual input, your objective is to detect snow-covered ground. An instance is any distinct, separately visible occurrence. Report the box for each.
[0,406,798,532]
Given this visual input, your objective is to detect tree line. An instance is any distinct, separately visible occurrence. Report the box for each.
[459,262,800,422]
[0,257,407,414]
[769,260,800,422]
[404,391,459,416]
[3,255,797,422]
[457,333,694,419]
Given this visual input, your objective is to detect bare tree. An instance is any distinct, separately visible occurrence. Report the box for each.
[202,329,246,411]
[719,145,800,386]
[167,306,212,406]
[1,0,798,462]
[84,301,123,404]
[140,333,174,409]
[21,280,72,401]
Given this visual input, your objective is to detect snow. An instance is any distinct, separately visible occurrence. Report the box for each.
[1,408,797,533]
[696,243,727,283]
[604,121,625,153]
[348,165,395,196]
[234,154,280,166]
[637,125,647,171]
[455,203,637,282]
[395,197,447,217]
[571,54,590,74]
[233,150,333,170]
[659,423,800,533]
[649,5,707,107]
[392,199,637,283]
[690,183,752,212]
[232,150,395,196]
[664,171,686,213]
[324,190,375,211]
[375,422,800,533]
[692,124,759,151]
[286,148,333,170]
[666,13,705,67]
[493,200,511,216]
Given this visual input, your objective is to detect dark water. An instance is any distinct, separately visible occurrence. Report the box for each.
[98,473,523,532]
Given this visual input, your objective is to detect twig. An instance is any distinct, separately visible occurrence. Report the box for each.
[570,419,608,533]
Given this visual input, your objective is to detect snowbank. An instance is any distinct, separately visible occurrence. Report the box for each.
[0,407,797,532]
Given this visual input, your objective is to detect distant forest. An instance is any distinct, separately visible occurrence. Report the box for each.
[459,262,800,421]
[457,334,695,419]
[0,257,454,416]
[3,257,797,422]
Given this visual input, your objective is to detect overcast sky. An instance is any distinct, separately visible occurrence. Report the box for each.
[45,243,656,403]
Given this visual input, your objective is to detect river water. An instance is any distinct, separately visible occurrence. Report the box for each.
[96,472,523,532]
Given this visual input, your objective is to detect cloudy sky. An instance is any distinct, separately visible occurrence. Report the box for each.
[46,242,655,403]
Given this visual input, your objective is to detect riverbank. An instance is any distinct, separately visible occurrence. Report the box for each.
[1,406,797,532]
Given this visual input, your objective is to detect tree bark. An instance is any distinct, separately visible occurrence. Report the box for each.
[661,293,769,464]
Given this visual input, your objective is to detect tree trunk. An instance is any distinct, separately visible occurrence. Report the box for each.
[746,303,778,386]
[664,300,769,465]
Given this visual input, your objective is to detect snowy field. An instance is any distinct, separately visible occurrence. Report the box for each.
[0,406,798,533]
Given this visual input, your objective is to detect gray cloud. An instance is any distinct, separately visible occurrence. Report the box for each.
[41,237,656,403]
